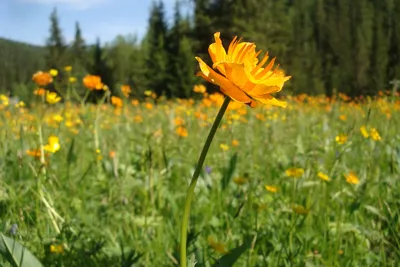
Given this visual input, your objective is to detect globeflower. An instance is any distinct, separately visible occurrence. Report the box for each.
[83,75,104,90]
[46,91,61,104]
[32,71,53,86]
[43,135,60,153]
[195,32,290,107]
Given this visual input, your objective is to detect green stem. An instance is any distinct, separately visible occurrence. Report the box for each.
[180,96,231,267]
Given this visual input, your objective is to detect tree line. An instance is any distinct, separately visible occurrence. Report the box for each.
[1,0,399,100]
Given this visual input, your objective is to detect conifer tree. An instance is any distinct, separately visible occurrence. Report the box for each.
[71,21,87,72]
[46,8,66,70]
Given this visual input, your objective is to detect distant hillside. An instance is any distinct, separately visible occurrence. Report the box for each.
[0,38,46,93]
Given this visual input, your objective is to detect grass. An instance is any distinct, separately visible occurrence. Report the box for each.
[0,91,400,266]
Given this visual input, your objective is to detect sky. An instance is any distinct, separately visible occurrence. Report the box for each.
[0,0,192,46]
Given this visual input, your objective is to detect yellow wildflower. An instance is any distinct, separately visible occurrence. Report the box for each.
[121,85,131,98]
[46,91,61,104]
[220,144,229,151]
[69,77,77,83]
[317,171,330,181]
[360,125,369,138]
[64,66,72,72]
[265,185,278,193]
[285,167,304,178]
[111,96,123,108]
[195,32,290,108]
[50,244,64,254]
[193,84,206,93]
[370,128,381,141]
[43,135,60,153]
[176,126,188,137]
[49,69,58,77]
[335,134,347,145]
[207,236,228,254]
[345,171,359,185]
[32,71,53,86]
[144,90,153,97]
[233,177,248,185]
[232,139,239,147]
[339,114,347,121]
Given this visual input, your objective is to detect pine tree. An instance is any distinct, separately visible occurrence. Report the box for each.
[144,0,169,97]
[91,38,114,96]
[46,8,66,70]
[71,21,87,72]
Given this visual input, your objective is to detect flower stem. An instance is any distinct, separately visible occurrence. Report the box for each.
[180,96,231,267]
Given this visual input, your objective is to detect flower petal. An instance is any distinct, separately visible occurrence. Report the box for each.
[253,94,287,108]
[248,76,291,96]
[208,32,227,75]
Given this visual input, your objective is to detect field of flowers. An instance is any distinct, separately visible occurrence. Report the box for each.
[1,66,399,267]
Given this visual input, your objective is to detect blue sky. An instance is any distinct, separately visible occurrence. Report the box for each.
[0,0,192,46]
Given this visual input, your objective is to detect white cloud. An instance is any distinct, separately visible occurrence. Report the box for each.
[21,0,108,10]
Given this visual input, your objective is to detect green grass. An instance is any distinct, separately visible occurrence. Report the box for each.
[0,94,400,266]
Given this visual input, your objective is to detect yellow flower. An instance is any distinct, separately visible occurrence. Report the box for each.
[145,102,153,109]
[121,85,131,98]
[370,128,381,141]
[83,75,103,90]
[176,126,188,137]
[111,96,123,108]
[360,125,369,138]
[317,171,330,181]
[220,144,229,151]
[134,115,143,123]
[195,32,290,108]
[131,99,139,106]
[64,65,72,72]
[144,90,153,96]
[232,139,239,147]
[193,84,206,93]
[265,185,278,193]
[0,94,9,106]
[49,69,58,77]
[43,135,60,153]
[345,171,359,185]
[339,114,347,121]
[285,167,304,178]
[50,244,64,254]
[335,134,347,145]
[233,177,248,185]
[292,205,309,215]
[46,91,61,104]
[207,236,228,254]
[174,117,185,126]
[69,77,77,83]
[32,71,53,86]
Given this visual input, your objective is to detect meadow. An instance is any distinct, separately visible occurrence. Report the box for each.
[0,73,400,266]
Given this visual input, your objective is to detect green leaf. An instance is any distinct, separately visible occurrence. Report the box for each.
[221,153,237,190]
[0,233,43,267]
[211,240,250,267]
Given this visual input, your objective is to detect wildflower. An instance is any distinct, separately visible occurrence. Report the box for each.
[195,32,290,108]
[0,94,9,106]
[174,117,185,126]
[207,236,227,254]
[83,75,103,90]
[49,69,58,77]
[144,90,153,97]
[26,149,42,157]
[265,185,278,193]
[360,125,369,138]
[145,102,153,109]
[233,177,248,185]
[205,166,212,174]
[131,99,139,106]
[285,167,304,178]
[345,171,359,185]
[121,85,131,98]
[69,77,77,83]
[335,134,347,145]
[111,96,123,108]
[292,204,309,215]
[43,135,60,153]
[134,115,143,123]
[176,126,188,137]
[46,91,61,104]
[109,151,116,158]
[64,66,72,72]
[370,128,381,141]
[232,139,239,147]
[193,84,206,93]
[50,244,64,254]
[32,71,53,86]
[339,114,347,121]
[34,88,46,96]
[317,171,330,181]
[220,144,229,151]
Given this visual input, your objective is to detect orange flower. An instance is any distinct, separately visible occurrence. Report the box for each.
[83,75,103,90]
[121,85,132,98]
[195,32,290,108]
[32,71,53,86]
[176,126,188,137]
[111,96,123,108]
[34,88,46,96]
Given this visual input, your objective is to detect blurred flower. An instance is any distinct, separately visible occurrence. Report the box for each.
[193,84,206,93]
[26,149,42,158]
[111,96,123,108]
[292,204,309,215]
[46,91,61,104]
[285,167,304,178]
[220,144,229,151]
[335,134,347,145]
[131,99,139,106]
[144,90,153,96]
[232,139,239,147]
[176,126,188,137]
[145,102,153,109]
[49,69,58,77]
[345,171,359,185]
[174,117,185,126]
[83,75,103,90]
[205,166,212,174]
[32,71,53,86]
[233,176,248,185]
[50,244,64,254]
[317,171,330,181]
[339,114,347,121]
[195,32,290,108]
[134,115,143,123]
[207,236,227,254]
[64,66,72,72]
[43,135,60,153]
[34,88,46,96]
[265,185,278,193]
[360,125,369,138]
[0,94,9,106]
[370,128,381,141]
[69,77,77,83]
[121,85,131,98]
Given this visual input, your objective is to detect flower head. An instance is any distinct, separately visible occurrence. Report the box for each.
[370,128,381,141]
[43,135,60,153]
[193,84,207,93]
[121,85,132,98]
[345,171,359,185]
[111,96,123,108]
[285,167,304,178]
[360,126,369,138]
[335,134,347,145]
[83,75,104,90]
[317,171,330,181]
[49,69,58,77]
[32,71,53,86]
[265,185,278,193]
[46,91,61,104]
[195,32,290,108]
